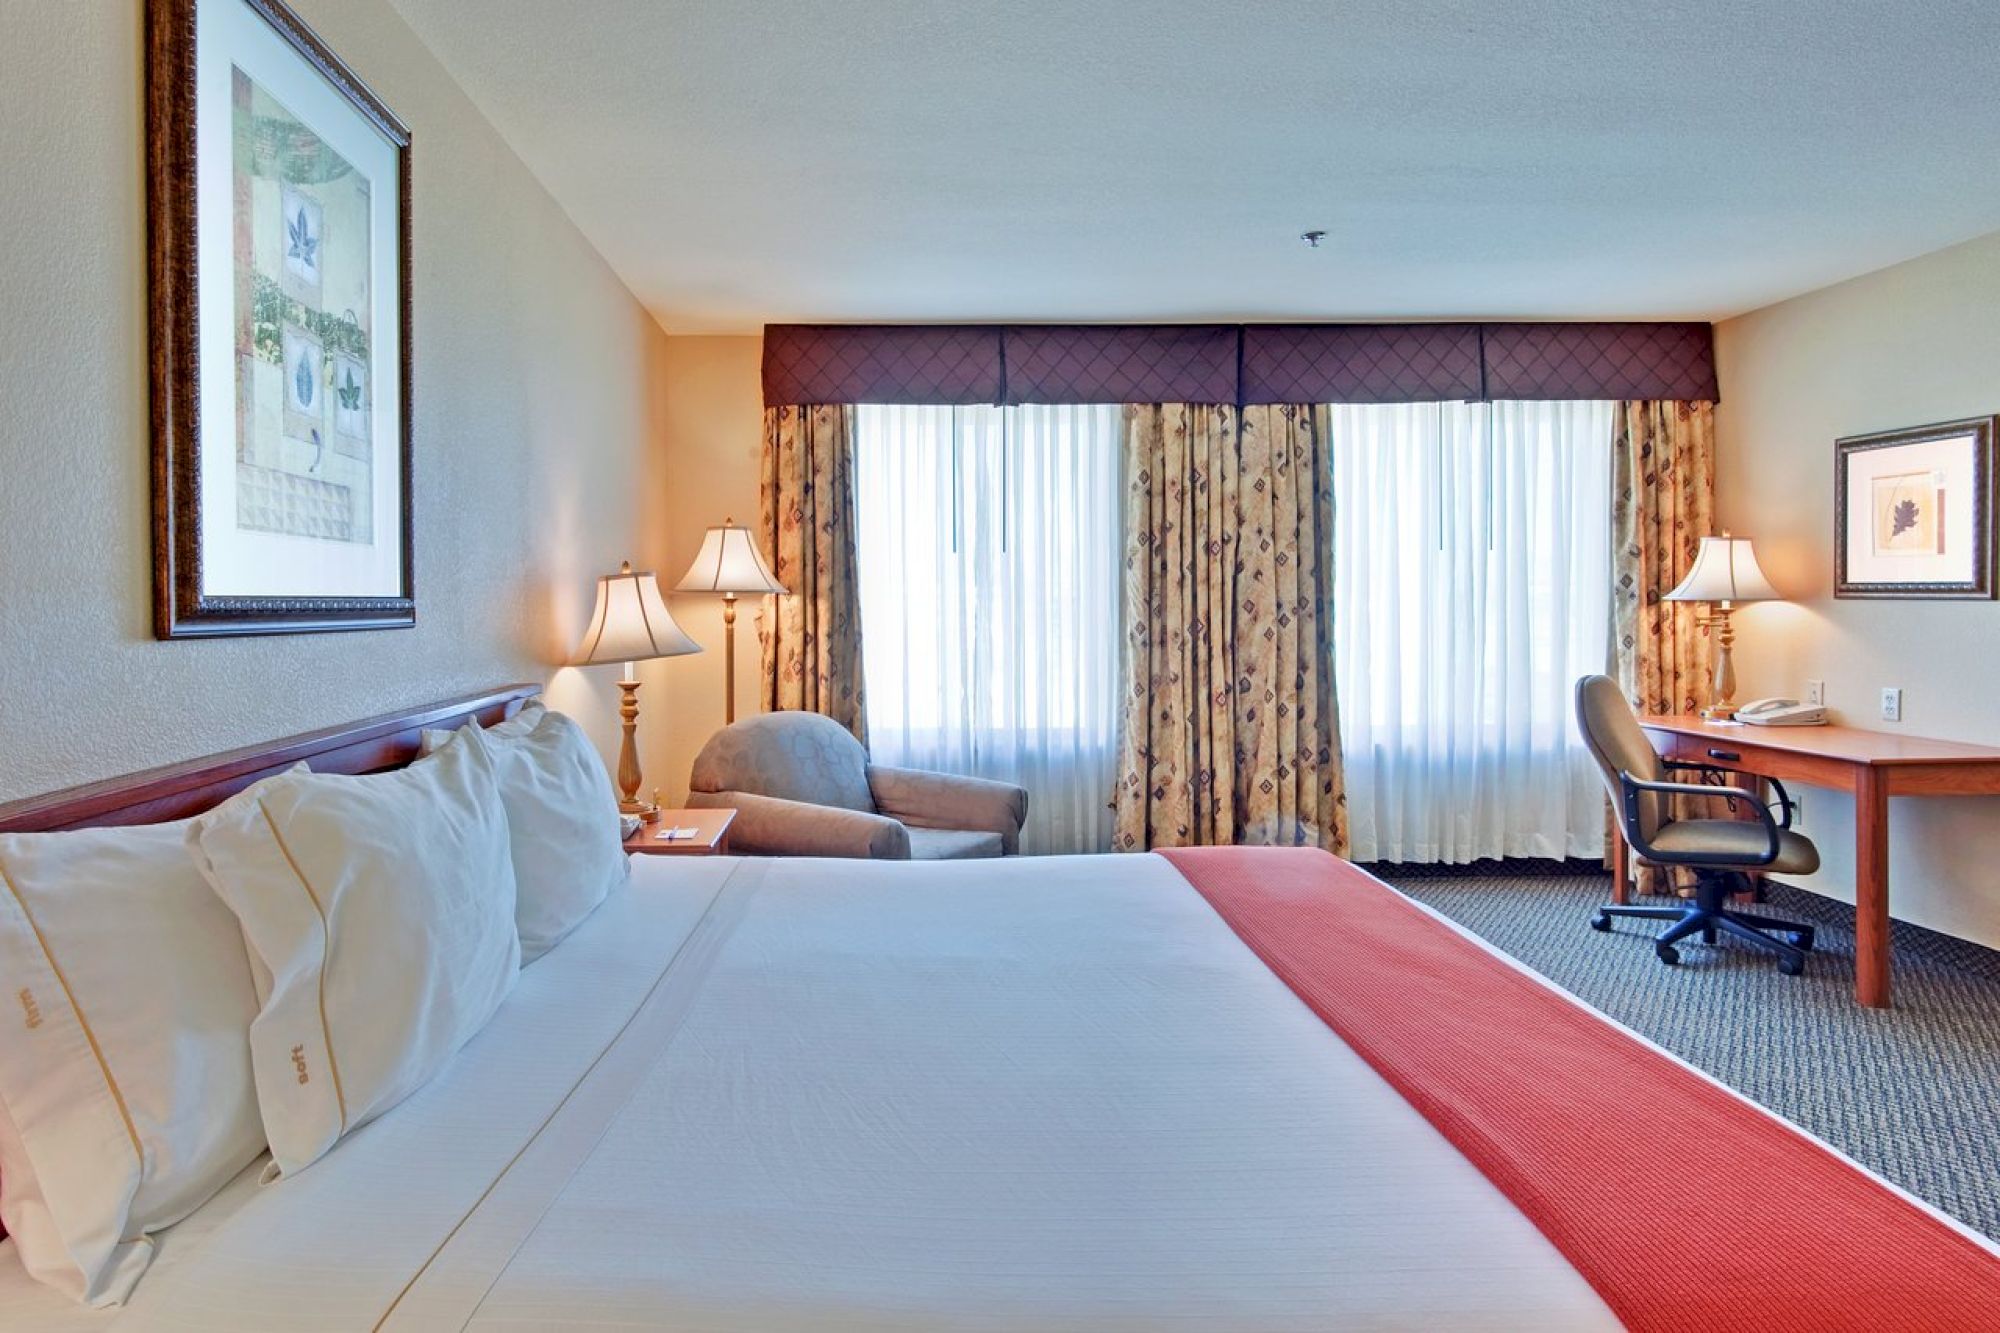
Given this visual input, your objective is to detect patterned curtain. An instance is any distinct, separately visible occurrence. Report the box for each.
[1611,399,1715,893]
[1112,404,1347,853]
[758,405,867,741]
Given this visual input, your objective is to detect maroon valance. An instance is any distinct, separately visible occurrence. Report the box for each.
[1240,323,1482,403]
[1482,322,1718,402]
[1004,325,1239,405]
[762,321,1716,406]
[761,324,1002,405]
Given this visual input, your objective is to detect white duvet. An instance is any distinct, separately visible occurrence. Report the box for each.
[0,854,1617,1331]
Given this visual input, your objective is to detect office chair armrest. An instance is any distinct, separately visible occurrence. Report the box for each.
[1617,772,1782,867]
[1660,760,1797,830]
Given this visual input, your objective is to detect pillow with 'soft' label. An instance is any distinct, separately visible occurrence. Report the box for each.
[188,737,519,1178]
[0,821,263,1305]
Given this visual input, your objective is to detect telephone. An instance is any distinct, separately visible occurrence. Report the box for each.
[1735,697,1828,727]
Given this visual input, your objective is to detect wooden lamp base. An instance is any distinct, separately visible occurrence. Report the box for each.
[1699,604,1739,721]
[615,675,659,821]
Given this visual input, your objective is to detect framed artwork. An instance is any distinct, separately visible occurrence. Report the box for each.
[148,0,413,637]
[1835,416,1997,600]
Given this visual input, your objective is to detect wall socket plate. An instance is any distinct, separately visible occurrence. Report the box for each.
[1880,686,1903,723]
[1804,679,1825,706]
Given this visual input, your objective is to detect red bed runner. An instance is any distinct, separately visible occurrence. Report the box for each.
[1159,846,2000,1332]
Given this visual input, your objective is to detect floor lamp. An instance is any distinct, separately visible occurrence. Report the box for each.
[573,561,701,817]
[676,519,787,724]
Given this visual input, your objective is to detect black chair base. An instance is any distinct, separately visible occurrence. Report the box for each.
[1591,872,1815,976]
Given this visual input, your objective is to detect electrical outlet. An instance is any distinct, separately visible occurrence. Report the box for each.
[1804,679,1825,707]
[1880,687,1903,723]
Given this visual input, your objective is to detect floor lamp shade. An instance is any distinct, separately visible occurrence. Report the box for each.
[572,562,700,816]
[676,521,787,725]
[675,521,787,598]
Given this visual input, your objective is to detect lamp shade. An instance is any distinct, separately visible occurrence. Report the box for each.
[573,562,701,665]
[675,520,787,596]
[1665,536,1781,604]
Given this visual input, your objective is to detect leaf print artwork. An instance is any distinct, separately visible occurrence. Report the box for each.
[1871,471,1940,556]
[235,64,373,546]
[287,205,317,268]
[293,348,316,408]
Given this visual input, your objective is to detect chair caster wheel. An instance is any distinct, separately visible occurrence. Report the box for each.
[1590,913,1611,932]
[1655,944,1680,966]
[1788,930,1814,950]
[1779,956,1805,977]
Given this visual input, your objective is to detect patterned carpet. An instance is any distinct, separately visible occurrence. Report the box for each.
[1367,861,2000,1242]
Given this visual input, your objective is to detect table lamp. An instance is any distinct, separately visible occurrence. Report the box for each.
[573,561,701,817]
[1664,534,1781,721]
[674,518,787,723]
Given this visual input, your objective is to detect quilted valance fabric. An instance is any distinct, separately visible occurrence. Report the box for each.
[1004,325,1240,404]
[1239,324,1483,403]
[762,321,1717,406]
[760,325,1003,405]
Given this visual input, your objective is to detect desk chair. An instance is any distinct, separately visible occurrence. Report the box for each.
[1575,674,1821,976]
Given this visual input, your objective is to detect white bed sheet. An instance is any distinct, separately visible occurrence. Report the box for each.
[0,853,1620,1331]
[0,858,737,1331]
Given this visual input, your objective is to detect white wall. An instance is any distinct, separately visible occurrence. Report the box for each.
[0,0,674,803]
[654,335,767,805]
[1715,228,2000,947]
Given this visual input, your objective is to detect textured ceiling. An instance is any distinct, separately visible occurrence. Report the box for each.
[386,0,2000,332]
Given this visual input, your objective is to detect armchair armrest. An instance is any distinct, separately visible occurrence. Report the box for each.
[685,790,910,859]
[1618,772,1780,867]
[866,765,1029,855]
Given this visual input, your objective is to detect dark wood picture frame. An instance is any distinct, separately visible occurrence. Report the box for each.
[147,0,415,637]
[1834,416,1997,600]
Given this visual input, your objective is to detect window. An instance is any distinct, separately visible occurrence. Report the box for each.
[853,404,1122,854]
[1330,400,1614,863]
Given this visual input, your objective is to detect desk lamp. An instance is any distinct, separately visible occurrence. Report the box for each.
[1665,534,1781,721]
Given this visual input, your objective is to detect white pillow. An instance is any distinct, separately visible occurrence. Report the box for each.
[187,737,520,1178]
[0,822,264,1305]
[422,707,626,962]
[481,698,546,741]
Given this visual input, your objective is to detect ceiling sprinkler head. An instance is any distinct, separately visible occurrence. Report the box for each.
[1300,229,1327,248]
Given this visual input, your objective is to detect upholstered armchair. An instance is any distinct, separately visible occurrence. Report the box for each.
[685,712,1029,859]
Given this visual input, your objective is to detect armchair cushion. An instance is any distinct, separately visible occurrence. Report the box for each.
[686,790,909,860]
[906,827,1006,860]
[867,765,1030,856]
[688,712,873,813]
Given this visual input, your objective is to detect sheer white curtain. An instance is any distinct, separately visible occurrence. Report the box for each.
[1331,400,1614,863]
[853,404,1121,854]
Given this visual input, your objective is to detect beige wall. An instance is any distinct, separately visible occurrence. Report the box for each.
[0,0,674,804]
[654,335,767,804]
[1715,228,2000,947]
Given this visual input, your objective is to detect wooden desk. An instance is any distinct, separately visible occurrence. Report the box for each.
[625,807,736,856]
[1622,716,2000,1008]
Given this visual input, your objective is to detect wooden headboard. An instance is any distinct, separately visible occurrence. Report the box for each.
[0,684,541,834]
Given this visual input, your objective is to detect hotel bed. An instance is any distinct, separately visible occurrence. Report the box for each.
[1,853,1614,1330]
[2,688,1996,1331]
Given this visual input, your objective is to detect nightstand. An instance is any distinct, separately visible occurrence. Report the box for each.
[625,807,736,856]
